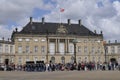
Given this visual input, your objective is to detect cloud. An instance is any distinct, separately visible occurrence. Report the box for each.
[44,0,120,42]
[0,25,12,39]
[0,0,53,39]
[0,0,53,24]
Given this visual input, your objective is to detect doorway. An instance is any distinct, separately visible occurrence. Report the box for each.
[5,59,9,65]
[110,58,116,63]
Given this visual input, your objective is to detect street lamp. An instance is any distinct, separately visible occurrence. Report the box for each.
[73,39,78,63]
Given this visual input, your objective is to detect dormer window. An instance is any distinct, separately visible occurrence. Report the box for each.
[32,26,35,30]
[25,39,30,42]
[34,39,38,42]
[18,38,22,41]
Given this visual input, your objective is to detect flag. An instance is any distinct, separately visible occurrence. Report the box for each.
[60,8,64,12]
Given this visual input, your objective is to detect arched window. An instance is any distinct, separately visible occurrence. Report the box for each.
[78,57,81,63]
[51,56,55,63]
[71,56,74,63]
[61,56,65,64]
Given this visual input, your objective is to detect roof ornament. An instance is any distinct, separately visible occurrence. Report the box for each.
[56,24,68,34]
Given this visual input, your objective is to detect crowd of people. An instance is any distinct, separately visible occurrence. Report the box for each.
[0,61,120,71]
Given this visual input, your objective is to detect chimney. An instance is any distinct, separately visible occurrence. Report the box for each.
[42,17,45,24]
[101,31,103,34]
[2,37,4,41]
[30,17,32,24]
[68,19,71,25]
[78,19,81,26]
[115,40,117,43]
[108,40,110,43]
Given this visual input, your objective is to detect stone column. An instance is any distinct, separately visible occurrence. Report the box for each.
[55,39,57,54]
[67,39,69,53]
[57,39,60,53]
[46,38,49,63]
[65,39,68,54]
[47,39,49,54]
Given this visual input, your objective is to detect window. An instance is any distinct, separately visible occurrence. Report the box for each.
[41,46,45,54]
[11,57,14,63]
[10,46,12,53]
[26,46,30,53]
[92,57,95,62]
[41,56,45,61]
[78,46,81,53]
[97,47,100,53]
[32,26,35,30]
[98,57,101,62]
[0,56,2,63]
[69,43,74,54]
[111,46,115,54]
[59,43,65,54]
[18,46,22,53]
[91,39,95,43]
[34,39,38,42]
[41,38,46,42]
[91,47,95,54]
[84,40,87,43]
[25,39,30,42]
[34,46,38,53]
[34,57,38,63]
[78,57,81,63]
[5,45,8,53]
[85,57,88,62]
[84,46,87,53]
[26,56,29,61]
[49,43,55,55]
[18,38,22,41]
[18,57,22,64]
[117,46,120,53]
[0,44,2,53]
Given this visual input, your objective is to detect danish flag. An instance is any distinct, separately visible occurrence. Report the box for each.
[60,8,64,12]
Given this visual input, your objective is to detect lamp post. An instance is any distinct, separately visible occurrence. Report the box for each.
[73,39,78,63]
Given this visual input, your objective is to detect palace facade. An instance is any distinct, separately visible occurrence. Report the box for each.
[0,38,15,65]
[10,17,105,65]
[105,40,120,63]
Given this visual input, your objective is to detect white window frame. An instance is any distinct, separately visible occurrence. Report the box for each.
[5,45,9,53]
[18,46,22,53]
[0,44,3,53]
[78,46,81,53]
[41,46,45,54]
[25,39,30,42]
[18,38,22,42]
[26,46,30,53]
[34,46,38,53]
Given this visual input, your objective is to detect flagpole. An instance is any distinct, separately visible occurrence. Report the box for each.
[60,8,62,24]
[59,8,64,24]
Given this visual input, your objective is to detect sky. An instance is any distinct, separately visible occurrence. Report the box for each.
[0,0,120,42]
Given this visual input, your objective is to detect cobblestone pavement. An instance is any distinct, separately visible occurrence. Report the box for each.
[0,71,120,80]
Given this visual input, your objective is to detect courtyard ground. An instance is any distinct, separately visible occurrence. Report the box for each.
[0,70,120,80]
